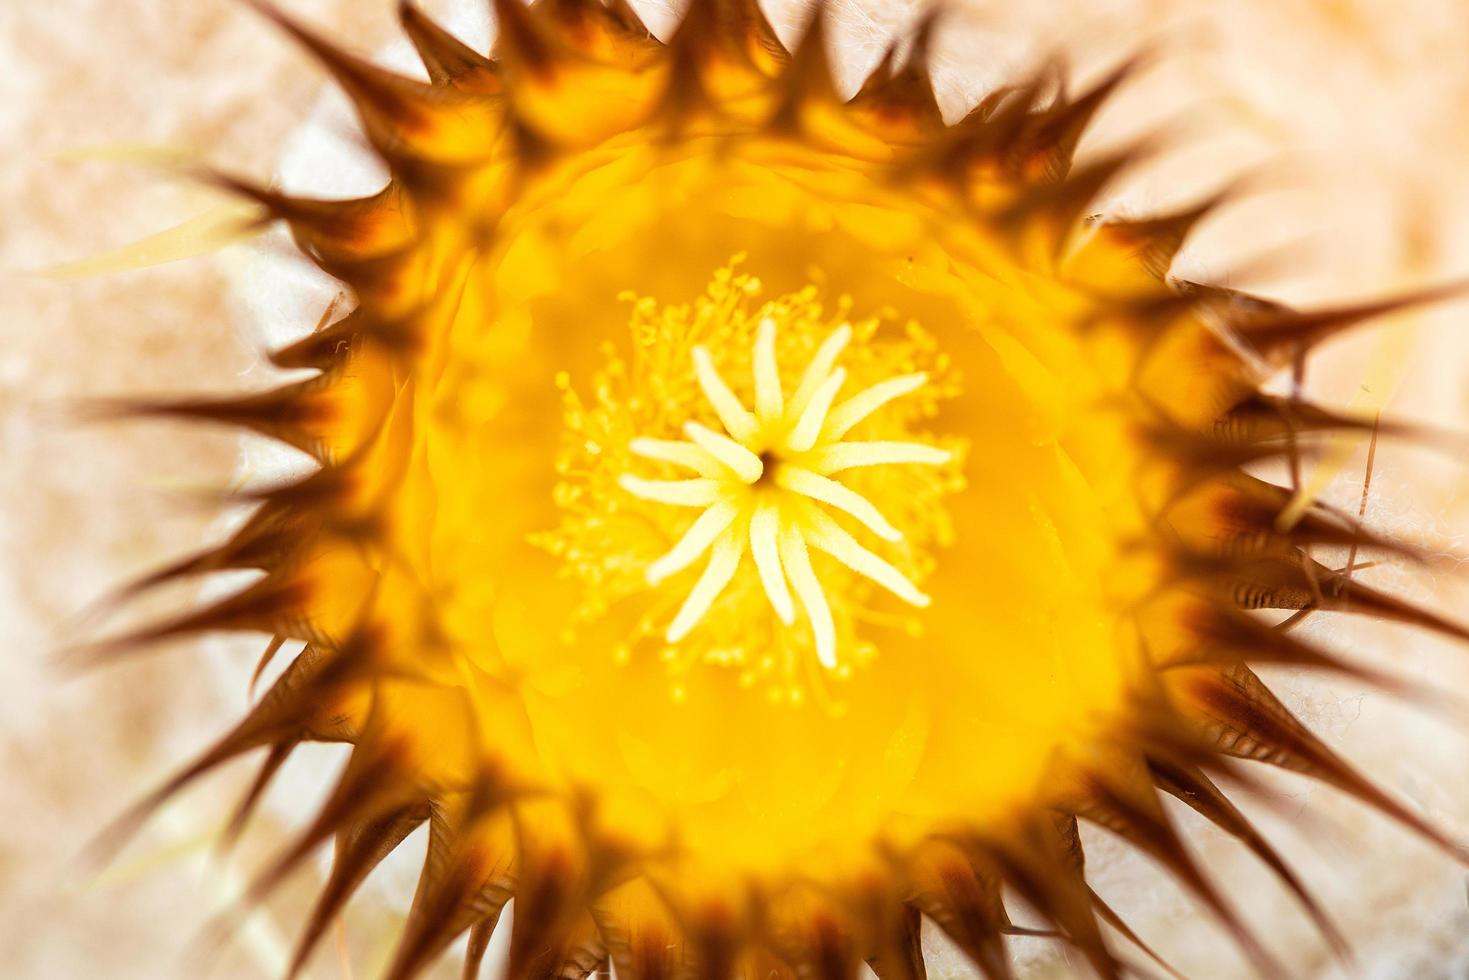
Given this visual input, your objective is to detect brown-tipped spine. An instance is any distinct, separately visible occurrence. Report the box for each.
[401,1,497,85]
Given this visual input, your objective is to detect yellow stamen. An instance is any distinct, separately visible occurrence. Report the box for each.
[790,323,853,415]
[682,421,764,483]
[666,529,745,643]
[771,465,903,542]
[752,317,784,422]
[785,367,847,453]
[804,441,952,474]
[825,373,929,441]
[619,476,724,507]
[692,346,759,443]
[543,266,964,685]
[647,501,742,585]
[627,312,946,666]
[749,502,796,625]
[802,505,930,607]
[778,524,837,669]
[629,437,724,477]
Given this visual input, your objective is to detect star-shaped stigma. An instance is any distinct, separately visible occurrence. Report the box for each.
[619,317,952,669]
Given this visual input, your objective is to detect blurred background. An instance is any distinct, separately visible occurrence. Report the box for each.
[3,0,1469,977]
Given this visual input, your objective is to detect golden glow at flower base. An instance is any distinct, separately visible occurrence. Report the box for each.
[493,256,1138,880]
[93,1,1469,978]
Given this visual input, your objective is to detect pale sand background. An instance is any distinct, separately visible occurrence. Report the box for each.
[5,1,1469,977]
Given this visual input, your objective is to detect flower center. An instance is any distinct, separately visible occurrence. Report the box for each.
[538,263,964,698]
[620,314,952,669]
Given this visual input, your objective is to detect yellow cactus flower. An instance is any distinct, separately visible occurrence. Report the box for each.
[91,1,1469,978]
